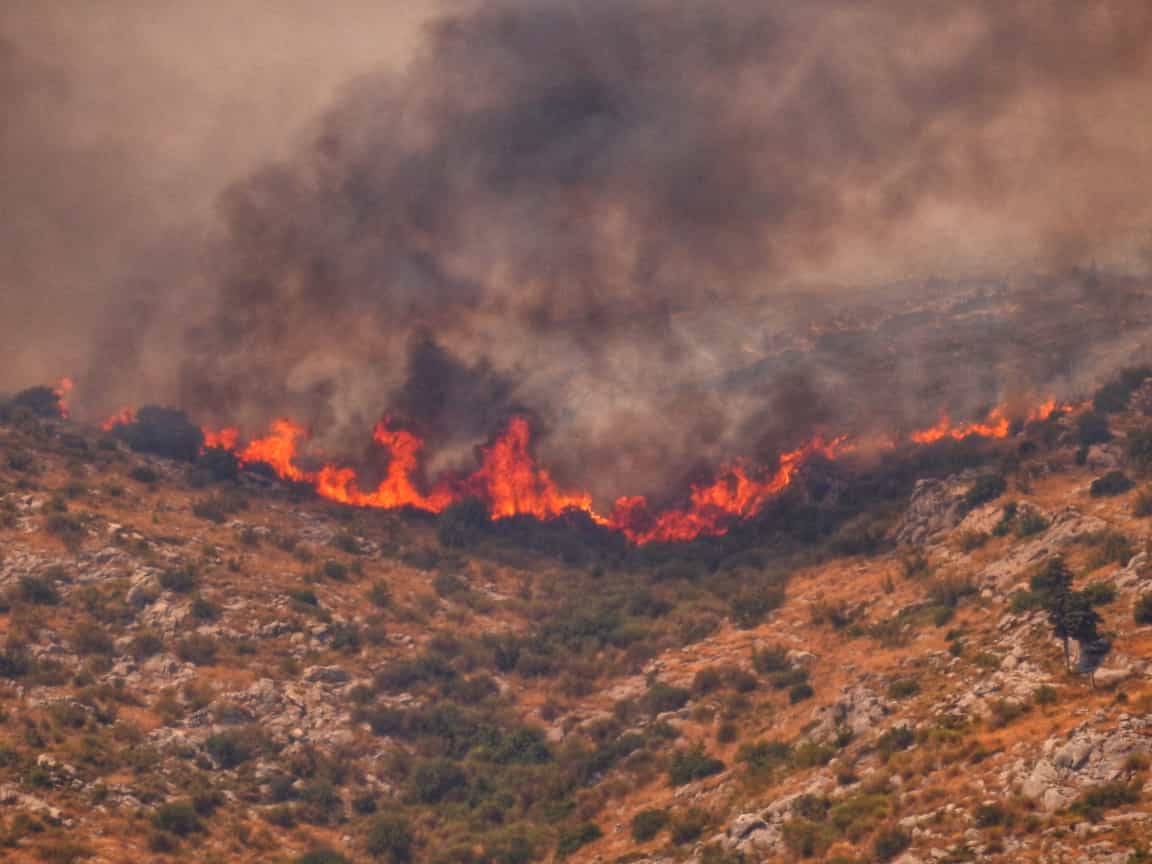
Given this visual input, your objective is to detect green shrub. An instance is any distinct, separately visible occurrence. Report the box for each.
[296,850,352,864]
[409,759,467,804]
[974,802,1008,827]
[369,581,392,608]
[729,584,786,629]
[1015,509,1049,537]
[1136,594,1152,625]
[72,621,114,656]
[872,826,911,861]
[175,634,217,666]
[781,819,836,858]
[964,473,1006,510]
[130,466,158,484]
[789,682,815,703]
[1134,487,1152,516]
[668,808,710,844]
[433,570,468,597]
[366,814,413,862]
[1087,530,1134,568]
[956,530,989,551]
[640,682,690,716]
[1071,782,1140,821]
[1091,471,1133,498]
[205,728,263,769]
[321,560,349,581]
[151,801,203,836]
[1079,411,1113,446]
[631,808,669,842]
[1082,582,1117,605]
[19,575,61,606]
[159,566,198,594]
[876,726,915,760]
[888,679,920,700]
[556,822,601,858]
[668,745,725,786]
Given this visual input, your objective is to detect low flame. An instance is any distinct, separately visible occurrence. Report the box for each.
[100,407,137,431]
[98,396,1079,545]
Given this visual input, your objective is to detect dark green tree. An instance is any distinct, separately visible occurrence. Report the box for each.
[1030,556,1102,671]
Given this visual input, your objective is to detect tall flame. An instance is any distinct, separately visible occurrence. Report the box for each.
[54,377,74,419]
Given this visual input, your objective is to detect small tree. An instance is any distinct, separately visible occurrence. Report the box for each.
[1030,557,1102,671]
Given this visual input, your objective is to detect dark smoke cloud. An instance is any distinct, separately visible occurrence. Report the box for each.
[5,1,1152,504]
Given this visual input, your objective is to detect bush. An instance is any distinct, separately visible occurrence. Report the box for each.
[175,634,217,666]
[876,726,915,760]
[974,802,1008,827]
[151,801,203,836]
[1090,470,1133,498]
[556,822,601,859]
[296,850,352,864]
[159,566,198,594]
[1015,509,1049,537]
[668,745,725,786]
[641,682,690,716]
[789,682,815,703]
[1134,487,1152,516]
[1079,411,1113,446]
[872,826,911,861]
[369,581,392,608]
[409,759,467,804]
[729,584,786,629]
[631,808,669,842]
[964,473,1006,510]
[366,814,413,862]
[888,679,920,700]
[72,621,114,656]
[1135,595,1152,625]
[19,575,61,606]
[113,406,204,461]
[1071,782,1140,820]
[433,570,468,597]
[668,808,711,845]
[8,385,64,418]
[205,728,262,769]
[1082,582,1117,606]
[1088,530,1134,568]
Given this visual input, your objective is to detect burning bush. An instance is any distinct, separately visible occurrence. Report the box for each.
[112,405,203,462]
[3,385,64,420]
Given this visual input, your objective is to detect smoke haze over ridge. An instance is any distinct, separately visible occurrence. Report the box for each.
[5,0,1152,504]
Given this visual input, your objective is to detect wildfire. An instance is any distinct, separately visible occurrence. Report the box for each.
[54,377,74,419]
[909,400,1060,445]
[100,407,137,431]
[90,395,1081,545]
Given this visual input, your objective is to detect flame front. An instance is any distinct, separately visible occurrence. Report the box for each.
[96,396,1079,545]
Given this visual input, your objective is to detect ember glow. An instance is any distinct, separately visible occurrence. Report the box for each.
[179,398,1075,545]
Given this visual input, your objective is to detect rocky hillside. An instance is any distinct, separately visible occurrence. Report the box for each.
[3,386,1152,864]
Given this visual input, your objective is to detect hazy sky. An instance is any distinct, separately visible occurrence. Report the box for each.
[1,1,450,385]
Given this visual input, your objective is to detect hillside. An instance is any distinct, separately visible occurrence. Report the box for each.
[2,386,1152,864]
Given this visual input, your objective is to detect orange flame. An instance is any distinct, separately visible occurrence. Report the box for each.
[908,400,1061,445]
[100,407,137,431]
[68,387,1085,544]
[54,377,74,419]
[203,426,240,451]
